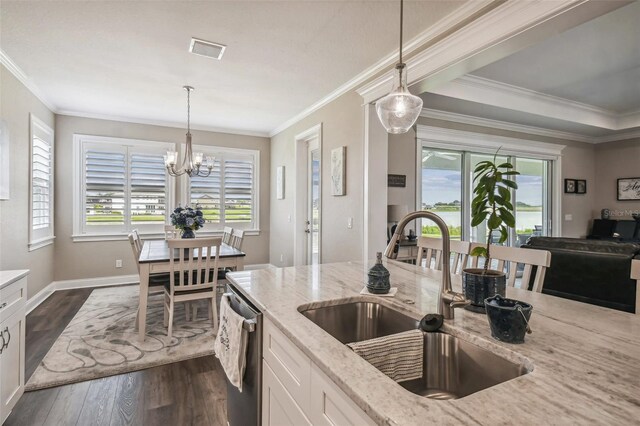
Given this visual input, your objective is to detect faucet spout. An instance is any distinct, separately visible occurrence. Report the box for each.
[384,211,469,320]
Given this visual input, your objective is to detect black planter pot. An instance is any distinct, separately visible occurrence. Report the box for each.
[484,295,532,344]
[462,268,506,313]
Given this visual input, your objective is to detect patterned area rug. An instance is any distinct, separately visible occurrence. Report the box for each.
[26,285,217,391]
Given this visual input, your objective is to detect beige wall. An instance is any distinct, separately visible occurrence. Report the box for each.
[54,115,270,281]
[387,131,417,210]
[269,91,363,266]
[594,138,640,219]
[0,65,56,299]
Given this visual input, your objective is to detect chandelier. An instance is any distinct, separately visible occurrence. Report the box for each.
[375,0,423,134]
[164,86,214,177]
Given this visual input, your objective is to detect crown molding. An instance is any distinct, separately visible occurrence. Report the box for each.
[267,0,495,138]
[0,49,57,112]
[420,108,640,145]
[420,108,595,143]
[56,110,270,138]
[357,0,595,104]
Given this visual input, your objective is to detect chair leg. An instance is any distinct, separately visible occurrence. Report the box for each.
[185,302,191,321]
[135,308,140,331]
[193,304,198,320]
[211,296,218,331]
[168,298,175,339]
[163,294,169,327]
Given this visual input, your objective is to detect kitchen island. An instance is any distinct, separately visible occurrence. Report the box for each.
[227,260,640,425]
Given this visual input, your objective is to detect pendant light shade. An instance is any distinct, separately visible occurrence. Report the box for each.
[376,64,423,134]
[376,0,423,134]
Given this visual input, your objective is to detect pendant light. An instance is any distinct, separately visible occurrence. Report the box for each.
[375,0,423,134]
[164,86,214,177]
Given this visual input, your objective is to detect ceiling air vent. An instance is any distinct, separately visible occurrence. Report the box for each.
[189,37,226,60]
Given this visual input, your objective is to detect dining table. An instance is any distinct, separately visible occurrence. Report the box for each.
[136,239,246,339]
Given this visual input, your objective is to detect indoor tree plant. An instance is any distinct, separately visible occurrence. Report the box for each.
[463,151,520,311]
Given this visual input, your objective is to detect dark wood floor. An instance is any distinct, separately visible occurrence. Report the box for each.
[5,289,227,426]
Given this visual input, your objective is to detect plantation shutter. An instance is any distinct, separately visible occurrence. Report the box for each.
[190,159,222,223]
[31,135,52,230]
[130,153,167,224]
[85,149,126,226]
[224,157,253,223]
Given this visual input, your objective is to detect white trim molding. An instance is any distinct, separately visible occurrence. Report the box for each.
[0,49,56,111]
[268,0,495,137]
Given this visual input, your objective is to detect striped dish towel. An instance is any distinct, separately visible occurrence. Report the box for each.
[347,329,424,383]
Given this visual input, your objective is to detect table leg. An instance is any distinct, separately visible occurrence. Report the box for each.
[236,257,245,271]
[138,263,150,340]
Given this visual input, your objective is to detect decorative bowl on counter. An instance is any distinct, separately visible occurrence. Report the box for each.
[484,295,532,344]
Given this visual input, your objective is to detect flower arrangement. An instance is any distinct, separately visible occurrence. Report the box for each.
[170,206,205,238]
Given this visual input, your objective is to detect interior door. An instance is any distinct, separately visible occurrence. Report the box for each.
[306,139,321,265]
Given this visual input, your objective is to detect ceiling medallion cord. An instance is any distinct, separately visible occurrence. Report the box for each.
[375,0,423,134]
[164,86,214,177]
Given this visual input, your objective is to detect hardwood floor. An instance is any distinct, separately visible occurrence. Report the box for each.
[5,288,228,426]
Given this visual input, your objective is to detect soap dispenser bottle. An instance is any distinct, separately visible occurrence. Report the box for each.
[367,252,391,294]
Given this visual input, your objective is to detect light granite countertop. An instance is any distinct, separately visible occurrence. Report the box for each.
[227,261,640,425]
[0,269,29,291]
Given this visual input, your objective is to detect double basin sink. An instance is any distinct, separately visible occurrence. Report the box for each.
[299,301,530,400]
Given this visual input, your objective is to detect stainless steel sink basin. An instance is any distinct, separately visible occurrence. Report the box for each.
[400,332,529,399]
[299,300,530,400]
[299,301,420,344]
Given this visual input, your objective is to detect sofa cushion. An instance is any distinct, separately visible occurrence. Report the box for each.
[614,220,638,240]
[525,236,640,256]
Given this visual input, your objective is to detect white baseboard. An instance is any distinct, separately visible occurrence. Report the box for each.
[244,263,276,270]
[26,274,139,314]
[25,265,273,314]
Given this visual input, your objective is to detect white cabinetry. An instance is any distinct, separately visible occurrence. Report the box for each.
[262,318,374,426]
[0,271,27,425]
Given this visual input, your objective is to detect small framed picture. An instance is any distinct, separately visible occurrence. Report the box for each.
[617,177,640,201]
[576,179,587,194]
[564,179,576,194]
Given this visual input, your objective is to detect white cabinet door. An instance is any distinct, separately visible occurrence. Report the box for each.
[262,361,311,426]
[0,307,26,425]
[309,364,375,426]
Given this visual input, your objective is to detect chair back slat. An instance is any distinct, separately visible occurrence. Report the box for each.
[416,237,471,275]
[230,229,245,250]
[468,243,551,292]
[128,232,141,273]
[222,227,234,245]
[631,259,640,314]
[164,224,178,240]
[168,237,222,292]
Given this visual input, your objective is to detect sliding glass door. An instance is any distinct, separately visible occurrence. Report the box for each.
[419,146,553,246]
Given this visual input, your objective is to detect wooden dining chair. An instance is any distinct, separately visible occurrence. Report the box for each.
[164,224,178,240]
[415,237,470,275]
[631,259,640,314]
[468,243,551,292]
[222,226,234,245]
[164,237,222,338]
[129,232,169,328]
[229,228,245,250]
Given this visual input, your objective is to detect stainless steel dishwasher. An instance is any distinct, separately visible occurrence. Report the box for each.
[224,284,262,426]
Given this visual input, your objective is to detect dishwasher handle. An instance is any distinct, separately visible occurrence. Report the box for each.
[223,292,257,333]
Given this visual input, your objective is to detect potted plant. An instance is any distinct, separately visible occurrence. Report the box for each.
[463,151,520,312]
[170,206,205,238]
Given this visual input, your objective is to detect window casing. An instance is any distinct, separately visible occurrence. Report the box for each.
[185,145,260,232]
[29,115,55,250]
[73,135,175,240]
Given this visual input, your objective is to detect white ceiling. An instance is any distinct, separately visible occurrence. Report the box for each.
[421,1,640,140]
[0,0,466,136]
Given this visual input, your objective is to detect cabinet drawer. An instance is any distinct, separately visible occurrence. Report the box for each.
[263,319,311,413]
[262,361,311,426]
[0,278,26,323]
[310,363,375,426]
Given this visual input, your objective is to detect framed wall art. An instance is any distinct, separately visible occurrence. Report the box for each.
[564,179,576,194]
[330,146,346,196]
[576,179,587,194]
[617,177,640,201]
[276,166,285,200]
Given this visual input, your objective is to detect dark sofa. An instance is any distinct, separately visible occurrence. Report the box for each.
[523,237,639,313]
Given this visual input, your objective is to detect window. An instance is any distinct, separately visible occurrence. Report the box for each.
[29,115,55,250]
[73,135,175,239]
[416,125,562,244]
[187,146,259,231]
